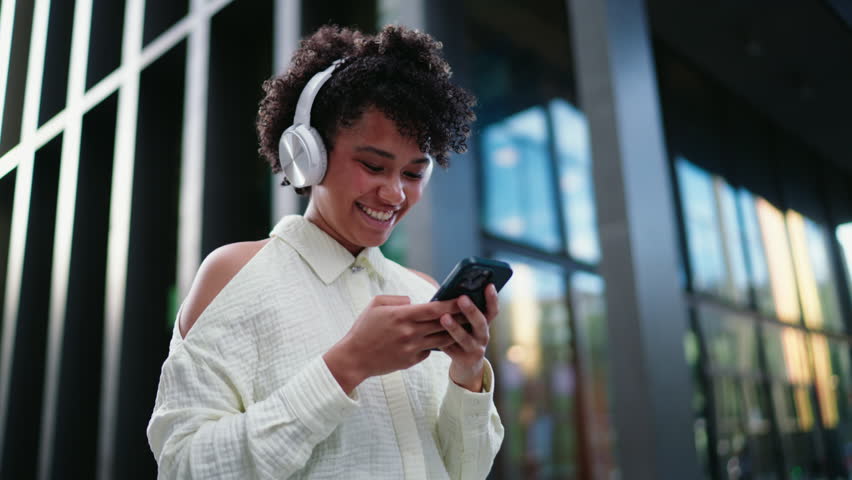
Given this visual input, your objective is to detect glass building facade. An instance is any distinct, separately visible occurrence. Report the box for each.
[0,0,849,479]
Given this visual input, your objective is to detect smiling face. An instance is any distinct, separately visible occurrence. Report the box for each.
[304,108,433,255]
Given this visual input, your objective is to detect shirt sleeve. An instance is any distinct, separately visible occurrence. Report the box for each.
[435,359,504,480]
[147,338,359,480]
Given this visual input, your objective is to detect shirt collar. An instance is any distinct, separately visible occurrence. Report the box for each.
[270,215,388,286]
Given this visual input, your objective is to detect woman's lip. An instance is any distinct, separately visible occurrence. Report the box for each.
[355,202,396,226]
[356,202,398,214]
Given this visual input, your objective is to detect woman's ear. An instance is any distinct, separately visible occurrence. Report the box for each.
[422,155,435,184]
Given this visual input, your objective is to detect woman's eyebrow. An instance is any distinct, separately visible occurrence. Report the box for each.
[355,145,430,164]
[355,145,394,159]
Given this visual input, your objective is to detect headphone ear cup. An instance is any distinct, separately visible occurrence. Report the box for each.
[303,126,328,186]
[278,124,328,188]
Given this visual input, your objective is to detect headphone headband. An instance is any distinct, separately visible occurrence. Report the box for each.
[293,58,344,127]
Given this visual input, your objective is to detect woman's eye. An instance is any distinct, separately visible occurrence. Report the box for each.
[360,161,382,172]
[404,171,424,179]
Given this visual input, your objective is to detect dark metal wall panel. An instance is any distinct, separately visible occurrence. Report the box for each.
[0,134,61,479]
[49,92,118,480]
[0,169,15,348]
[201,0,273,257]
[37,0,75,126]
[0,0,35,157]
[142,0,188,47]
[86,0,126,90]
[114,41,186,480]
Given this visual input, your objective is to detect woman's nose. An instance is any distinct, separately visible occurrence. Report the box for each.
[378,178,406,205]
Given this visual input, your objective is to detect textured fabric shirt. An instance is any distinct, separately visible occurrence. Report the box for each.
[147,215,504,479]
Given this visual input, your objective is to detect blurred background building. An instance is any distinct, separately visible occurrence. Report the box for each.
[0,0,850,478]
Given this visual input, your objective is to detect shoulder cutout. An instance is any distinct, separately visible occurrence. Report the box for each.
[407,268,439,288]
[179,239,270,338]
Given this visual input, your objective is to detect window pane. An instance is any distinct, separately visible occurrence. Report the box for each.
[762,324,811,385]
[482,107,561,252]
[570,272,617,478]
[710,377,778,479]
[809,335,840,430]
[762,324,823,477]
[803,222,842,331]
[738,190,775,316]
[489,254,576,478]
[836,223,852,327]
[697,306,759,374]
[756,199,801,324]
[676,159,748,303]
[786,211,843,331]
[824,339,852,477]
[550,99,599,263]
[715,178,750,304]
[683,318,714,480]
[676,158,726,296]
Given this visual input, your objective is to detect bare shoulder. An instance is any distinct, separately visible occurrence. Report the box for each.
[179,238,271,338]
[407,268,439,288]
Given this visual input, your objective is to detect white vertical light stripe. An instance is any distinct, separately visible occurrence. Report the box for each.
[0,0,236,180]
[0,144,18,178]
[97,0,144,477]
[0,0,17,139]
[177,0,210,301]
[0,0,51,459]
[271,0,301,224]
[38,0,93,477]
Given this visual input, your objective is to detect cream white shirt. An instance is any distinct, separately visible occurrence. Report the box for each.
[147,215,504,479]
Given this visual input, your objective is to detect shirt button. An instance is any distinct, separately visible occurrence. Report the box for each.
[351,265,364,273]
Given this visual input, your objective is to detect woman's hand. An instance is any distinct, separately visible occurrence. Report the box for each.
[440,284,499,392]
[324,295,459,394]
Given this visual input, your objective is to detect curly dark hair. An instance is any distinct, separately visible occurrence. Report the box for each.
[256,24,476,194]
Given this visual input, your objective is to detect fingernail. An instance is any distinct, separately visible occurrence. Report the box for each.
[441,315,452,327]
[459,296,471,308]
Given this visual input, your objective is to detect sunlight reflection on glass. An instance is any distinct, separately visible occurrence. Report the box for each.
[490,253,576,478]
[549,99,600,263]
[483,107,561,252]
[676,158,727,296]
[756,199,801,324]
[738,190,775,316]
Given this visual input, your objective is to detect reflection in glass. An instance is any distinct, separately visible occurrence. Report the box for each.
[490,253,575,478]
[710,377,778,479]
[825,339,852,476]
[837,223,852,325]
[810,335,839,429]
[786,211,843,332]
[697,306,759,374]
[676,159,749,303]
[570,272,617,478]
[803,221,842,331]
[755,199,801,324]
[677,158,726,295]
[483,107,561,252]
[715,179,750,304]
[738,190,776,317]
[686,323,713,480]
[550,99,600,264]
[762,324,822,477]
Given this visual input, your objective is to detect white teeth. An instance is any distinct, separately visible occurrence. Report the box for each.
[358,204,393,221]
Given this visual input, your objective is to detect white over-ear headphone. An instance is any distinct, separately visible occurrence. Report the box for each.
[278,59,344,188]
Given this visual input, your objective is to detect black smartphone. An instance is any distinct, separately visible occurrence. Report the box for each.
[431,257,513,333]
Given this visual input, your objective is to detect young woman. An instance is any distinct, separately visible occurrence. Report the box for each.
[147,25,504,479]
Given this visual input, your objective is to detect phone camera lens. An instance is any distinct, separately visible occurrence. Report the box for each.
[459,268,492,290]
